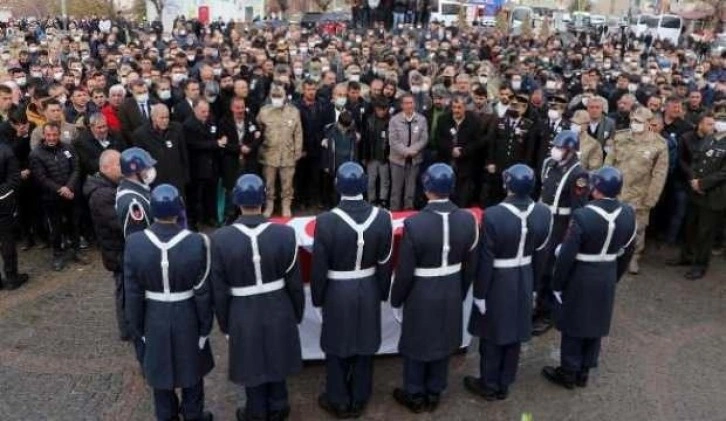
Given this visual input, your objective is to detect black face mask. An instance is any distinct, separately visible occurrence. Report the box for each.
[507,109,520,118]
[443,77,452,88]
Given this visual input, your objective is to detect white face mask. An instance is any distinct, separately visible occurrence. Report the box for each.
[630,122,646,133]
[271,97,284,108]
[570,124,581,134]
[628,83,638,93]
[411,86,422,94]
[511,80,522,91]
[715,120,726,133]
[54,71,64,80]
[172,73,187,83]
[348,74,360,82]
[545,80,557,90]
[479,76,488,85]
[57,95,67,104]
[135,93,149,103]
[141,167,157,185]
[334,97,347,108]
[293,68,303,76]
[547,109,561,120]
[550,147,565,162]
[15,77,27,87]
[158,90,172,100]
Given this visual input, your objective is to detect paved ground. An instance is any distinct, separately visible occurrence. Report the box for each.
[0,241,725,421]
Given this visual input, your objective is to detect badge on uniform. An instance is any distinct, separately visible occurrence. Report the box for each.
[165,140,173,148]
[210,125,217,134]
[63,150,72,159]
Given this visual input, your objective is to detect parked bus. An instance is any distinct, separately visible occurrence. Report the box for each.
[510,6,533,30]
[656,14,683,45]
[631,13,658,38]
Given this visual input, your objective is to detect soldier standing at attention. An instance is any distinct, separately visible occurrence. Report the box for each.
[124,184,214,421]
[533,131,590,336]
[542,167,636,390]
[210,174,304,421]
[311,162,394,419]
[604,107,668,274]
[464,164,552,401]
[390,163,478,413]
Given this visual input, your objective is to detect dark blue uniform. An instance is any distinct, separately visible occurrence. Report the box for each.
[311,198,394,409]
[124,223,214,421]
[391,199,478,397]
[553,198,636,376]
[469,196,552,393]
[537,156,589,320]
[210,214,304,420]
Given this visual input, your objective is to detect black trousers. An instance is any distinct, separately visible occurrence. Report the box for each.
[480,172,504,208]
[112,271,129,338]
[245,381,289,418]
[44,199,79,256]
[188,179,217,227]
[478,340,521,391]
[18,179,46,242]
[295,156,322,208]
[403,356,449,396]
[153,379,204,421]
[0,215,18,277]
[681,202,726,268]
[325,354,373,406]
[560,335,602,373]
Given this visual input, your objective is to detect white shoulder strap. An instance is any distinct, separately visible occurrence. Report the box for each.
[143,229,192,293]
[552,161,582,209]
[435,211,451,268]
[233,223,272,285]
[331,207,380,270]
[499,202,536,262]
[585,205,623,256]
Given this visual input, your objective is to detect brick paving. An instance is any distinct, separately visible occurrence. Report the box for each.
[0,243,724,421]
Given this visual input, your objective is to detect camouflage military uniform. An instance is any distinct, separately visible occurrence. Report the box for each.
[579,131,604,171]
[604,126,668,273]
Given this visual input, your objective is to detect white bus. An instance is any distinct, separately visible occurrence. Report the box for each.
[655,14,683,46]
[510,6,534,30]
[631,13,658,38]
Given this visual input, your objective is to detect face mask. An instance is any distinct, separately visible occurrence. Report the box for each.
[206,96,217,103]
[54,71,64,81]
[511,80,522,91]
[479,76,488,85]
[31,71,42,78]
[547,109,561,120]
[411,86,422,94]
[158,90,172,100]
[716,121,726,133]
[603,62,612,70]
[628,83,638,93]
[271,97,284,108]
[172,73,187,83]
[570,123,581,134]
[187,55,195,61]
[135,93,149,103]
[630,122,645,133]
[213,68,222,76]
[348,74,360,82]
[293,68,303,76]
[550,147,565,162]
[57,95,67,104]
[15,77,27,87]
[144,78,153,87]
[641,76,651,84]
[545,80,557,90]
[334,97,347,108]
[141,167,157,185]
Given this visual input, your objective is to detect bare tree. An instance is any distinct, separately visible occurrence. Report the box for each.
[149,0,167,19]
[315,0,333,12]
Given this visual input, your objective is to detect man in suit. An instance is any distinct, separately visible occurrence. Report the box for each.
[73,113,126,178]
[173,79,201,123]
[585,96,615,148]
[118,80,155,147]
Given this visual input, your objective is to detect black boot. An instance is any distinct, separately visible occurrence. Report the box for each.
[235,408,265,421]
[576,370,589,387]
[425,393,440,412]
[532,317,553,336]
[541,366,576,390]
[268,407,290,421]
[317,394,350,419]
[348,401,366,418]
[4,273,29,291]
[496,386,509,400]
[462,376,498,401]
[392,388,426,413]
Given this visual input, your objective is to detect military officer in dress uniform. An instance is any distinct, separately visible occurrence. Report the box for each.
[116,147,157,239]
[534,131,590,336]
[390,163,479,413]
[464,164,552,401]
[484,93,534,206]
[311,162,394,419]
[210,174,304,421]
[528,94,570,191]
[124,184,215,421]
[542,166,636,389]
[604,107,668,274]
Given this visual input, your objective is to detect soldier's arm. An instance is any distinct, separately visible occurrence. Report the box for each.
[645,142,669,208]
[551,216,584,293]
[532,208,554,291]
[283,228,305,323]
[194,234,214,337]
[209,233,231,334]
[475,216,496,301]
[569,172,591,209]
[293,112,303,159]
[390,220,416,308]
[603,138,615,166]
[461,212,479,298]
[376,211,394,301]
[310,215,331,308]
[616,211,637,281]
[123,240,145,338]
[590,142,604,170]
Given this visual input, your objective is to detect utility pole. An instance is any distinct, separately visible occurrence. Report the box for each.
[61,0,67,30]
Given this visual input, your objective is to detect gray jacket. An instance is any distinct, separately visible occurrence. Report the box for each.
[388,111,428,167]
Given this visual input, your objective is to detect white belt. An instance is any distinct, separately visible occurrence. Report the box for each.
[145,290,194,302]
[327,267,376,280]
[493,255,532,268]
[575,253,618,262]
[414,263,462,277]
[230,279,285,296]
[547,205,571,216]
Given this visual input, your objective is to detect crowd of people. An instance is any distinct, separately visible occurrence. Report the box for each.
[0,11,725,421]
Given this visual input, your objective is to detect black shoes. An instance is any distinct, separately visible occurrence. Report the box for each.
[575,371,589,388]
[236,408,265,421]
[424,393,440,412]
[463,376,499,401]
[532,318,553,337]
[392,388,426,413]
[4,274,29,291]
[318,394,350,419]
[542,366,575,390]
[20,239,35,251]
[268,407,290,421]
[684,267,706,280]
[67,251,89,265]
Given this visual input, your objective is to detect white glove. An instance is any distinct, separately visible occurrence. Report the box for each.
[198,336,208,350]
[141,336,146,343]
[553,291,563,304]
[474,298,486,315]
[393,306,403,324]
[314,307,323,322]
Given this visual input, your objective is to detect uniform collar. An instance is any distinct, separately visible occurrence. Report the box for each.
[424,199,457,213]
[235,214,268,227]
[122,178,150,191]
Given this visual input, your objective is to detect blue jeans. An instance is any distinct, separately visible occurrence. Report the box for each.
[393,12,406,30]
[666,186,688,244]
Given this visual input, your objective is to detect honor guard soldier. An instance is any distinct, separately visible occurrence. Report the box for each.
[529,94,570,189]
[604,107,667,274]
[116,147,157,238]
[311,162,394,419]
[464,164,552,401]
[542,166,636,389]
[210,174,304,421]
[390,163,479,413]
[534,130,590,336]
[124,185,215,421]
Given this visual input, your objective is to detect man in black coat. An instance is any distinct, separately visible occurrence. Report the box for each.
[84,150,127,338]
[118,79,156,147]
[184,99,223,229]
[73,113,126,178]
[0,132,28,290]
[133,104,190,193]
[436,95,484,207]
[29,122,87,271]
